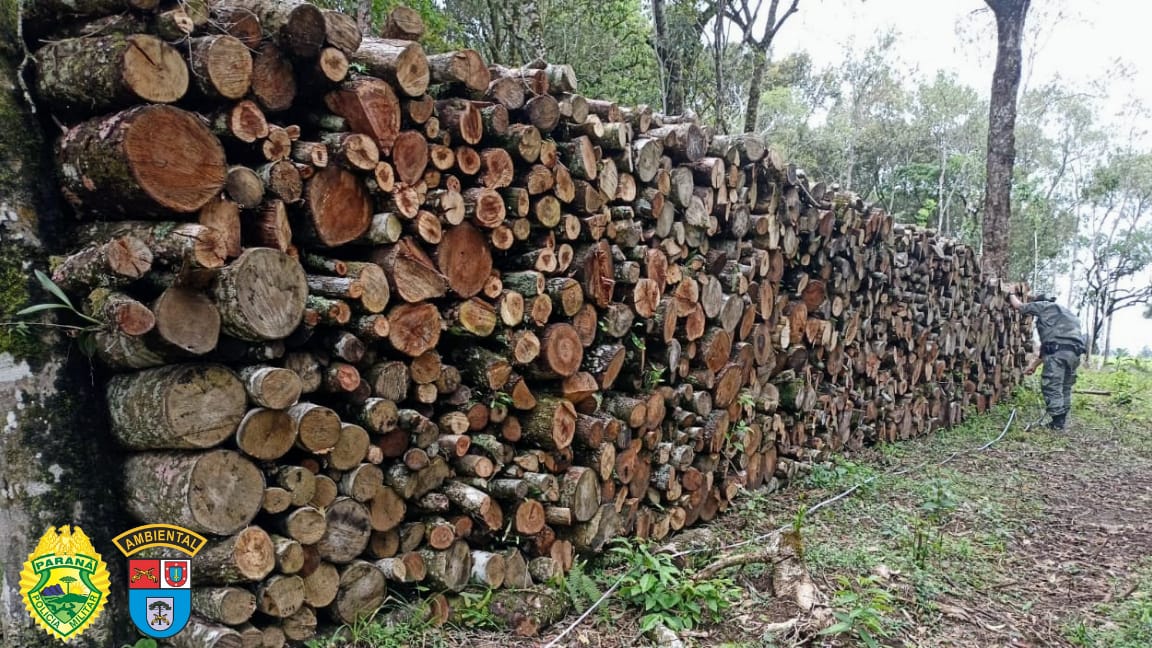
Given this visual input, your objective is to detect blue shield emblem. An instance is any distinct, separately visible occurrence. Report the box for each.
[128,559,190,638]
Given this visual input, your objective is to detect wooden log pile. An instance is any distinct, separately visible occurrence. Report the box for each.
[29,1,1031,643]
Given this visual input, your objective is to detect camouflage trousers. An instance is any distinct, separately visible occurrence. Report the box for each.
[1041,349,1080,417]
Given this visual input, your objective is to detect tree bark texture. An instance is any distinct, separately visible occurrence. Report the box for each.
[981,0,1031,279]
[0,6,131,643]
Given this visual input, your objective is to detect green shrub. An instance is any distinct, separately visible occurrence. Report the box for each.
[610,540,740,634]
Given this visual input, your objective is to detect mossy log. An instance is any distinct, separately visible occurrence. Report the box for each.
[51,235,152,293]
[189,527,275,584]
[521,395,577,451]
[57,105,226,216]
[418,540,472,592]
[123,450,264,535]
[34,34,188,118]
[107,364,246,449]
[212,248,308,341]
[488,587,572,637]
[75,221,226,271]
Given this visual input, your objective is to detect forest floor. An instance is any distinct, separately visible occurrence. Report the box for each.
[308,364,1152,648]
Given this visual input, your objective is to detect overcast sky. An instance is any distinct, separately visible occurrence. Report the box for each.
[769,0,1151,353]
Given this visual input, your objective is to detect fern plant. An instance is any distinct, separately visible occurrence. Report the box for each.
[559,560,604,610]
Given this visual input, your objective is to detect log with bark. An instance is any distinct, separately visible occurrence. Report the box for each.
[58,105,227,216]
[46,7,1034,642]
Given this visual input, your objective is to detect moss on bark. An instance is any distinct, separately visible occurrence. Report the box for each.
[0,3,131,644]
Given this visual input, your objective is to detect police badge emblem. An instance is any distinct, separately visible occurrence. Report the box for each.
[113,524,205,639]
[19,525,110,641]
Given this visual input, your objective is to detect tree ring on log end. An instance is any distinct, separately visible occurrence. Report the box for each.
[541,323,583,377]
[439,223,492,298]
[189,451,264,535]
[303,166,373,246]
[216,248,308,341]
[122,34,190,103]
[125,105,228,212]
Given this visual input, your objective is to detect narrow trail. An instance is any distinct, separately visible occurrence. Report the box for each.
[703,369,1152,648]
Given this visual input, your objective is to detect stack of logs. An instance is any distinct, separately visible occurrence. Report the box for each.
[28,1,1031,645]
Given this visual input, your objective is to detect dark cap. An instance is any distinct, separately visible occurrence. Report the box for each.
[1031,293,1056,302]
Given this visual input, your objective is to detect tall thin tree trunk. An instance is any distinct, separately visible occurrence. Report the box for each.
[937,142,947,230]
[524,0,546,63]
[1031,219,1039,288]
[1065,242,1078,304]
[1086,303,1103,367]
[981,0,1031,279]
[651,0,684,115]
[742,46,767,133]
[357,0,372,34]
[713,0,727,132]
[845,134,856,192]
[1102,307,1115,366]
[0,7,130,645]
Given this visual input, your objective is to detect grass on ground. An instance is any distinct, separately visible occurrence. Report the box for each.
[307,364,1152,648]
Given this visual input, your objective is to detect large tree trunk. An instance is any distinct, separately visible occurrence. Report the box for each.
[0,7,131,644]
[981,0,1031,279]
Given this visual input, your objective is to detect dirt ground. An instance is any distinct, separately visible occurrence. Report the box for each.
[318,367,1152,648]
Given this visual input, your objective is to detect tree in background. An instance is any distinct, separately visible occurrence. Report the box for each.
[722,0,801,133]
[1076,151,1152,363]
[536,0,660,106]
[802,35,912,202]
[313,0,459,50]
[649,0,715,115]
[755,52,835,163]
[1010,84,1103,291]
[981,0,1032,279]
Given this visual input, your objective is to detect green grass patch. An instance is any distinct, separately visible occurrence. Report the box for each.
[1065,560,1152,648]
[305,597,451,648]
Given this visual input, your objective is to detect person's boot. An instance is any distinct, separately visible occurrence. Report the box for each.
[1048,413,1067,430]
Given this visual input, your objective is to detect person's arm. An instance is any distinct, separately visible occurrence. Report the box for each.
[1025,354,1042,375]
[1024,340,1042,375]
[1008,294,1024,311]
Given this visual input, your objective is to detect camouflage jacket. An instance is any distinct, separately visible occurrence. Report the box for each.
[1020,301,1085,351]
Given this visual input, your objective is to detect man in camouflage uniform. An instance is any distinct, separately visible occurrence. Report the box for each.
[1008,293,1086,430]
